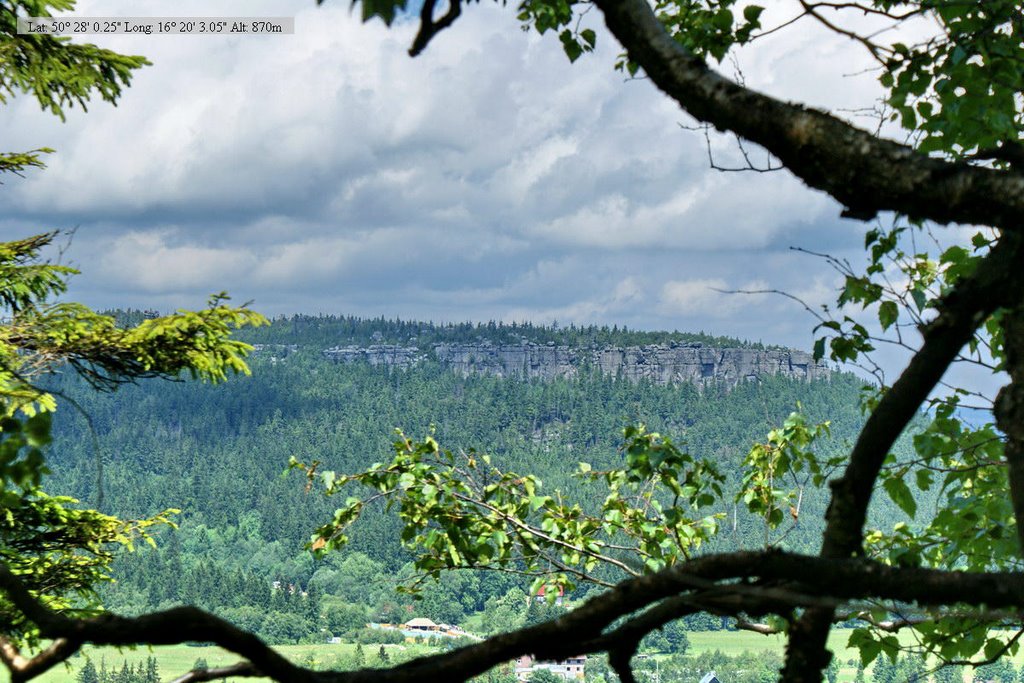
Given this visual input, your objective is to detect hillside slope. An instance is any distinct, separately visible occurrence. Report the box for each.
[40,315,895,642]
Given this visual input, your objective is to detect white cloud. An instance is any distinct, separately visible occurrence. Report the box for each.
[95,230,259,292]
[493,135,580,202]
[659,278,770,317]
[0,0,908,352]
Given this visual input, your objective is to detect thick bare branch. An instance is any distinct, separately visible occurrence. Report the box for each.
[996,305,1024,553]
[780,234,1024,682]
[168,662,262,683]
[824,235,1024,557]
[9,551,1024,683]
[592,0,1024,231]
[0,636,81,683]
[410,0,462,57]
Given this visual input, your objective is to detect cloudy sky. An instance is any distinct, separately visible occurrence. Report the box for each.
[2,0,901,352]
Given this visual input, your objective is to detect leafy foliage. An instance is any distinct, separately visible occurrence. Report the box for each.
[0,0,149,119]
[0,411,174,643]
[0,233,265,645]
[0,148,52,177]
[294,423,725,593]
[880,1,1024,158]
[738,411,835,532]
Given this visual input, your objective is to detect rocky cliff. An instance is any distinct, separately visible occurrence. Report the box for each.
[321,341,828,387]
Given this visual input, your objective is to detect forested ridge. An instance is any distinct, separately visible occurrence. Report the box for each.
[223,312,772,350]
[40,315,904,647]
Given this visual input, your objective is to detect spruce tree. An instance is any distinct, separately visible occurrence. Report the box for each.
[76,659,99,683]
[354,642,365,668]
[872,655,896,683]
[145,656,159,683]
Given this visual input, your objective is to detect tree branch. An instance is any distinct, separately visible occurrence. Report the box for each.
[824,235,1024,556]
[592,0,1024,231]
[779,234,1024,682]
[996,304,1024,554]
[0,636,81,683]
[168,662,263,683]
[410,0,462,57]
[9,551,1024,682]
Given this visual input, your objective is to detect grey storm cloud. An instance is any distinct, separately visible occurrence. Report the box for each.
[0,0,890,350]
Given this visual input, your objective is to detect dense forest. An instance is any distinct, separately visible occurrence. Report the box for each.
[112,311,773,351]
[42,316,901,649]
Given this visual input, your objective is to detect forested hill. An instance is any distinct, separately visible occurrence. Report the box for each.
[116,310,780,350]
[234,313,768,349]
[119,312,828,387]
[39,315,901,644]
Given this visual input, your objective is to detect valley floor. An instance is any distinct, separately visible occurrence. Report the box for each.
[11,630,974,683]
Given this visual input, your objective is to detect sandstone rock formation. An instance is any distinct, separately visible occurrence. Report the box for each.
[321,344,420,367]
[321,340,828,387]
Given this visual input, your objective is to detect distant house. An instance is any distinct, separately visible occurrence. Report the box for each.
[700,671,720,683]
[533,585,565,606]
[373,620,484,642]
[514,654,586,681]
[404,617,440,632]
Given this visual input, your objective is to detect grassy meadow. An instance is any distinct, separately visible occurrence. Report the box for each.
[15,642,425,683]
[7,630,1017,682]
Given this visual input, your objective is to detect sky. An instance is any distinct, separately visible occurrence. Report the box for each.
[2,0,914,353]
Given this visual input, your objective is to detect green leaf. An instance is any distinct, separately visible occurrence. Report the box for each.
[910,287,928,312]
[883,476,917,518]
[742,5,764,24]
[356,0,407,25]
[984,638,1005,661]
[813,337,826,361]
[712,9,733,30]
[878,301,898,331]
[559,30,583,62]
[848,629,882,666]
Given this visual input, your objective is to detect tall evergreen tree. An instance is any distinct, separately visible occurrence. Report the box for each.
[76,659,99,683]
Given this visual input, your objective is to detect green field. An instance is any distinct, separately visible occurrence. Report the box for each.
[6,630,1015,682]
[8,642,427,683]
[687,629,1022,682]
[687,630,865,681]
[688,629,865,661]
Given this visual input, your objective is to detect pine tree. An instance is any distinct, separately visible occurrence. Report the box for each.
[306,582,322,622]
[934,663,964,683]
[145,656,159,683]
[77,659,99,683]
[872,655,896,683]
[354,642,365,668]
[825,658,839,683]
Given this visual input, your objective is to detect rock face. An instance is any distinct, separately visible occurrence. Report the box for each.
[322,341,828,387]
[322,345,420,367]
